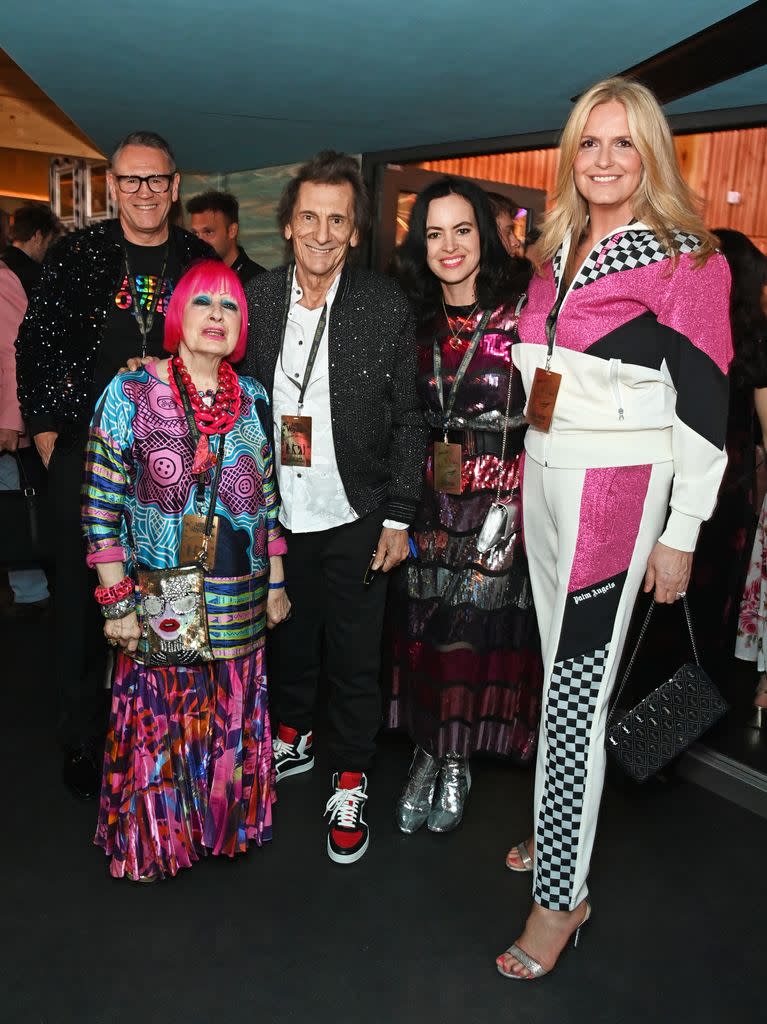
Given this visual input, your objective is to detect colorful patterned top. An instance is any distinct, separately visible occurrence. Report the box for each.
[82,365,284,659]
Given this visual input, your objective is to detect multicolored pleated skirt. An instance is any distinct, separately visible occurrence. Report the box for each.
[386,445,543,762]
[95,647,274,881]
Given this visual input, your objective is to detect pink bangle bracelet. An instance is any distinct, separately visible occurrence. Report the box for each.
[95,576,134,605]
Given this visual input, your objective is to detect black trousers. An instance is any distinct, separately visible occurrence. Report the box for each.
[48,436,108,750]
[270,509,388,772]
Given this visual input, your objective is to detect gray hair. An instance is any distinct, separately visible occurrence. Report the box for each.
[111,130,177,172]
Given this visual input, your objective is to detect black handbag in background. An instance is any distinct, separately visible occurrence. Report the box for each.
[0,450,51,566]
[606,595,728,782]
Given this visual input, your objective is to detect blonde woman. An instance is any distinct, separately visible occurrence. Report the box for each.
[498,78,733,979]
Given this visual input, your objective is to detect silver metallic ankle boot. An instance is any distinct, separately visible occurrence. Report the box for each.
[427,753,471,833]
[395,746,440,834]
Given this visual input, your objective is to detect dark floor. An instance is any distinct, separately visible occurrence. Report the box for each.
[2,589,767,1024]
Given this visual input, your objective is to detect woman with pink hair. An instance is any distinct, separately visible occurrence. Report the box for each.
[82,260,290,882]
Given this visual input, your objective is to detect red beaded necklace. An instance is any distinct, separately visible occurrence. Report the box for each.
[169,355,243,473]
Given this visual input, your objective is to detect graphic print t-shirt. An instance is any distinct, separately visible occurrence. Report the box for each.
[94,239,181,401]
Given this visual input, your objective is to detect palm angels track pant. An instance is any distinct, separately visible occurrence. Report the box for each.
[522,454,674,911]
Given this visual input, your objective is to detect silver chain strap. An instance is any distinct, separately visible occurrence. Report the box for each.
[494,293,526,503]
[608,594,700,725]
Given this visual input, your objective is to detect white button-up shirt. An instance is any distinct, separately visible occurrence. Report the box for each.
[273,268,408,535]
[272,270,357,533]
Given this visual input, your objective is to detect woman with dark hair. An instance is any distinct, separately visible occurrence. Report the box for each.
[386,177,543,834]
[728,232,767,718]
[82,260,289,881]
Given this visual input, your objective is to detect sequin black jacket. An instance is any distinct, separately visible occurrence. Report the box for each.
[242,264,428,525]
[16,219,212,437]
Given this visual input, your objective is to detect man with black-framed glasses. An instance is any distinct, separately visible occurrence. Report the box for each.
[16,130,213,800]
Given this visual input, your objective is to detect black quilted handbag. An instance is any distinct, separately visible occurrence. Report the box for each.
[606,596,728,782]
[0,451,51,566]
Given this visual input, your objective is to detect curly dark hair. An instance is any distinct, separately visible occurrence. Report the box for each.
[714,228,767,389]
[394,177,531,323]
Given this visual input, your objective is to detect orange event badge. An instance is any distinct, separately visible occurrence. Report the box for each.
[281,415,313,467]
[526,367,562,432]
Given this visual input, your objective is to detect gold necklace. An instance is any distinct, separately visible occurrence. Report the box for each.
[441,297,479,345]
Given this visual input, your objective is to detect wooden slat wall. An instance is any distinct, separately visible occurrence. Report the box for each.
[418,149,561,210]
[417,127,767,254]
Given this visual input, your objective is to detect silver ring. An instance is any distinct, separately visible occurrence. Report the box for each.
[676,591,686,598]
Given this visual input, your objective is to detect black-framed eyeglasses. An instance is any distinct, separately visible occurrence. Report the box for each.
[114,174,175,195]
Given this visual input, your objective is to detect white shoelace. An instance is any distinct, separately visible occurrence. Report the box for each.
[324,785,367,827]
[273,737,295,759]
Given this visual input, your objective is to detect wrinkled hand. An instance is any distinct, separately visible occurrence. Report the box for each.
[371,526,409,573]
[34,430,58,468]
[121,356,159,374]
[104,610,142,652]
[0,427,20,453]
[267,588,291,629]
[643,542,693,605]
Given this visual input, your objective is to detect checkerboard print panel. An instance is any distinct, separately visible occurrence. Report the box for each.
[570,231,699,292]
[551,231,699,294]
[534,644,610,910]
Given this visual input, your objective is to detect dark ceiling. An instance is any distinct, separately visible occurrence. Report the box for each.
[0,1,764,172]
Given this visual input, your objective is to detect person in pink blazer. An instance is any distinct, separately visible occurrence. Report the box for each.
[0,254,50,616]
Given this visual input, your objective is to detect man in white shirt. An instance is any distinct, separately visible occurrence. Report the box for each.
[243,151,426,864]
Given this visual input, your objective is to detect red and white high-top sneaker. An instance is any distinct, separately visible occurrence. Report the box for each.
[325,771,369,864]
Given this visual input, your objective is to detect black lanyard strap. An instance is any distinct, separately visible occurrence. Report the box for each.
[433,308,493,430]
[203,437,225,537]
[544,282,567,371]
[123,242,169,357]
[279,263,328,410]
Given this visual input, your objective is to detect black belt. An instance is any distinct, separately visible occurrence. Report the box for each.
[431,426,526,458]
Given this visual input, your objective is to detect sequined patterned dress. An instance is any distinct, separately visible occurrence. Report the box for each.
[82,366,281,880]
[385,304,543,761]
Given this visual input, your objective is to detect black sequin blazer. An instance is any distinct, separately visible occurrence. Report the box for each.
[16,219,212,436]
[242,264,428,525]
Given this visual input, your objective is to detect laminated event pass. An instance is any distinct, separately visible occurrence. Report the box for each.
[281,414,313,467]
[179,513,220,567]
[526,367,562,432]
[433,440,462,495]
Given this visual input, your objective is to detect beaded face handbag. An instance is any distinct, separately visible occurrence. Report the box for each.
[136,563,213,667]
[606,596,728,782]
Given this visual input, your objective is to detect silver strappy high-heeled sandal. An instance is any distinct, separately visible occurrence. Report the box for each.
[505,839,534,873]
[496,901,592,981]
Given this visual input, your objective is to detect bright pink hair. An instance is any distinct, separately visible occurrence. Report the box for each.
[163,259,249,363]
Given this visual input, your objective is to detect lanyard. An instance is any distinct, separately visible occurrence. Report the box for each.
[173,362,225,515]
[279,264,328,410]
[544,284,567,371]
[123,243,169,357]
[433,307,493,433]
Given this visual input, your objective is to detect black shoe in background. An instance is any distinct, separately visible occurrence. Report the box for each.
[62,744,100,799]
